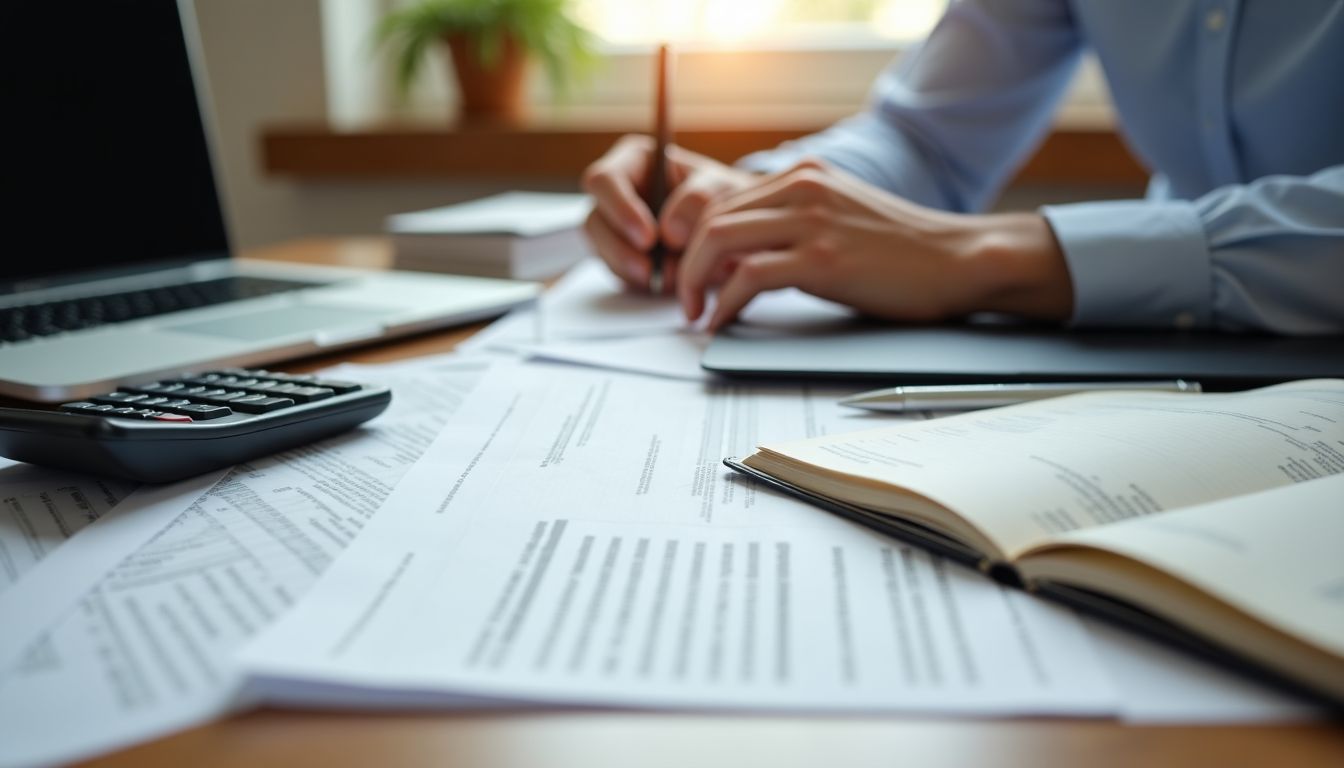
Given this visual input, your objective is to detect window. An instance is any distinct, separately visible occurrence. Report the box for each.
[574,0,948,47]
[321,0,1111,130]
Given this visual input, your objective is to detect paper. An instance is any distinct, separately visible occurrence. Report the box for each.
[515,332,712,381]
[0,359,489,768]
[0,464,135,595]
[387,192,591,237]
[242,364,1115,715]
[754,380,1344,561]
[460,259,857,352]
[1031,474,1344,665]
[1083,618,1322,722]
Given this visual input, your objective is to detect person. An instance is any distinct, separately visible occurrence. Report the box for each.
[580,1,1344,335]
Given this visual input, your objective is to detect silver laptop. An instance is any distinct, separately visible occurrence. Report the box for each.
[0,0,539,403]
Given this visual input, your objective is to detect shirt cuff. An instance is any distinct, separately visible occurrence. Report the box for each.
[1041,200,1212,329]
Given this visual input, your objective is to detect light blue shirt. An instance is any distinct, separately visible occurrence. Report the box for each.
[741,0,1344,333]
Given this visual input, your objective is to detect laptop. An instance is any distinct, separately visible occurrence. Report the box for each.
[701,317,1344,390]
[0,0,540,403]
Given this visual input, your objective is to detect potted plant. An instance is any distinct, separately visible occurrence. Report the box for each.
[378,0,596,124]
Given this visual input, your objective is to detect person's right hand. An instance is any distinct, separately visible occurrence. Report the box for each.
[581,135,755,293]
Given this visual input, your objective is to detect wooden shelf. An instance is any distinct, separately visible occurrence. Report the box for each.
[262,114,1148,186]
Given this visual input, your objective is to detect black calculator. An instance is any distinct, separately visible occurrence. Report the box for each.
[0,368,390,483]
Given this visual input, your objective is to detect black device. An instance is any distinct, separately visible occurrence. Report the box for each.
[701,321,1344,390]
[0,369,390,483]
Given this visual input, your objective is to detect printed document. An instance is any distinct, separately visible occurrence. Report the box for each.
[0,464,134,595]
[242,364,1115,715]
[0,359,489,768]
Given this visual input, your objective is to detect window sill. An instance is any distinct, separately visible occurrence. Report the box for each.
[261,105,1145,186]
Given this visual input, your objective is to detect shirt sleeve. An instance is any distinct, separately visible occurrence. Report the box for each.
[1043,166,1344,334]
[738,0,1083,213]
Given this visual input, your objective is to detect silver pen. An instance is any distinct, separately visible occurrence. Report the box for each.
[838,380,1202,413]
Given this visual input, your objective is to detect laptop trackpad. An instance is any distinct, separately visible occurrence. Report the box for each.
[164,305,392,342]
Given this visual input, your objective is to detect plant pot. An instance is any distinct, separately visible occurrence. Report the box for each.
[445,33,528,125]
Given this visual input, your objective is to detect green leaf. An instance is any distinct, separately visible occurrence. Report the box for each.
[372,0,599,103]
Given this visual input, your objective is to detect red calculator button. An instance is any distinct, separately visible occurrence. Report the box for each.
[151,414,195,423]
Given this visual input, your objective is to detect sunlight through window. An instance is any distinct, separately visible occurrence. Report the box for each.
[574,0,948,47]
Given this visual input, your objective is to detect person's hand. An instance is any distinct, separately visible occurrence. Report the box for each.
[677,158,1075,329]
[581,135,756,292]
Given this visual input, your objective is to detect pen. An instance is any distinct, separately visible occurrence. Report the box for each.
[838,380,1202,412]
[646,43,672,295]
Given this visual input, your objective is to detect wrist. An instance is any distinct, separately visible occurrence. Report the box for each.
[961,212,1075,321]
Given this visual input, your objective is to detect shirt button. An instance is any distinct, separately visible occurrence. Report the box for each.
[1174,311,1196,329]
[1205,9,1226,31]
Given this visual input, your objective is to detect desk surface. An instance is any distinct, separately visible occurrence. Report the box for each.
[81,239,1344,768]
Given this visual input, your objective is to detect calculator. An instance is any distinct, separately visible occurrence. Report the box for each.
[0,368,390,483]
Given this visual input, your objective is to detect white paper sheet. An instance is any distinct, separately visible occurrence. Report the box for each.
[1082,618,1322,722]
[459,259,857,353]
[515,332,713,381]
[242,363,1115,715]
[0,465,135,596]
[0,359,490,768]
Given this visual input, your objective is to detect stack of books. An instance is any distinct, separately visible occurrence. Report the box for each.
[388,192,592,279]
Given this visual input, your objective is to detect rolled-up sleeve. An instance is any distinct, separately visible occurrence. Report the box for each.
[1044,166,1344,333]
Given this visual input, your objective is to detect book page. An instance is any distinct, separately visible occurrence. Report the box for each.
[0,359,489,767]
[1022,474,1344,664]
[753,380,1344,561]
[240,364,1116,715]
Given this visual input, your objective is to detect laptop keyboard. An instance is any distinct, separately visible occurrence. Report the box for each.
[1,276,319,342]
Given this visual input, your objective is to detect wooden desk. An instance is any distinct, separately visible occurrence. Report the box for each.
[82,239,1343,768]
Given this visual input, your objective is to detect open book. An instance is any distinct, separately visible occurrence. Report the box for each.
[728,379,1344,705]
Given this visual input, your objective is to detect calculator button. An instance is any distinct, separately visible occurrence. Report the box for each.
[251,383,333,402]
[91,392,148,405]
[308,379,361,394]
[224,395,295,413]
[159,402,232,419]
[151,413,194,423]
[138,396,172,406]
[285,386,336,402]
[60,402,107,413]
[179,389,249,407]
[128,381,186,395]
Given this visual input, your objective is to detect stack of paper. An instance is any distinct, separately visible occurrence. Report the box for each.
[388,192,592,280]
[0,252,1326,766]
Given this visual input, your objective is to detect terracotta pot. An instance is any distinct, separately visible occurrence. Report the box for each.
[445,33,528,125]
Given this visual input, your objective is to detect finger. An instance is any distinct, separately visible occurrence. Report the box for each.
[583,209,650,289]
[707,251,807,331]
[678,209,807,322]
[582,136,658,250]
[709,159,865,221]
[659,171,727,250]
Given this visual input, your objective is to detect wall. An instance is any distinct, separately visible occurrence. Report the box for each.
[189,1,1137,251]
[192,0,542,250]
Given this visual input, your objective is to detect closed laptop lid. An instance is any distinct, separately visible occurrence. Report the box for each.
[2,0,230,295]
[701,320,1344,390]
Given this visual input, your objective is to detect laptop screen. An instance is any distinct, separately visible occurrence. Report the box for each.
[2,0,230,292]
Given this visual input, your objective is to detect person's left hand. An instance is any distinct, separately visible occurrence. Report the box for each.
[676,158,1075,330]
